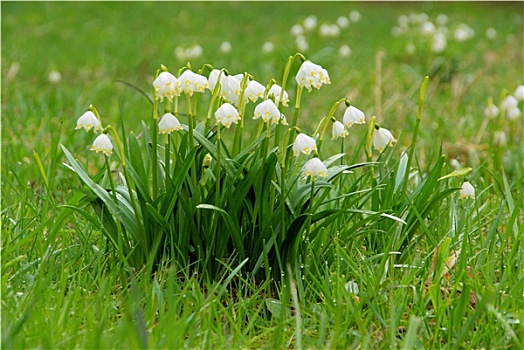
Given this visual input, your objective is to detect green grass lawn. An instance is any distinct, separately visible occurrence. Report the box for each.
[2,1,523,348]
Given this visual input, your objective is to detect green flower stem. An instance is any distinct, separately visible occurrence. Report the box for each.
[152,98,159,199]
[164,134,170,176]
[186,95,195,150]
[106,126,147,251]
[215,125,222,208]
[404,76,429,193]
[290,85,304,128]
[315,98,347,153]
[233,73,250,155]
[365,116,376,162]
[104,154,118,203]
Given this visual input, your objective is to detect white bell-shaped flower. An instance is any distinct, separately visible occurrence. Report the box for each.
[293,133,317,156]
[178,70,208,96]
[76,111,101,133]
[332,121,348,139]
[208,69,222,91]
[91,134,113,155]
[373,127,397,152]
[501,95,518,110]
[244,80,266,103]
[220,75,242,105]
[506,106,522,120]
[459,181,475,199]
[253,99,283,124]
[303,157,328,179]
[268,84,290,107]
[513,85,524,100]
[483,104,499,118]
[158,113,183,134]
[153,72,181,102]
[295,61,331,92]
[215,103,240,128]
[343,106,366,127]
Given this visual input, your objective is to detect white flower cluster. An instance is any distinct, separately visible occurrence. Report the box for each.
[75,110,113,155]
[484,84,523,121]
[391,12,475,54]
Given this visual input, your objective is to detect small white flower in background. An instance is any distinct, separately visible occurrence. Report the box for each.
[295,35,309,52]
[332,121,348,140]
[450,158,462,170]
[432,31,447,53]
[436,14,448,26]
[244,80,266,103]
[373,127,397,152]
[506,107,522,120]
[459,181,475,199]
[293,133,317,156]
[268,84,289,107]
[153,71,180,102]
[349,10,361,23]
[220,41,232,54]
[76,111,101,133]
[483,104,499,118]
[48,70,62,84]
[336,16,350,29]
[454,23,475,42]
[303,15,317,31]
[405,43,416,55]
[91,134,113,155]
[421,21,436,36]
[486,28,497,40]
[319,24,332,37]
[290,24,304,37]
[338,45,352,57]
[215,103,240,128]
[397,15,409,27]
[303,157,328,179]
[513,85,524,100]
[493,131,507,146]
[345,280,359,295]
[174,46,185,61]
[501,95,518,110]
[295,61,330,92]
[178,70,208,96]
[158,113,183,134]
[253,99,283,124]
[185,45,203,59]
[343,106,366,127]
[262,41,275,53]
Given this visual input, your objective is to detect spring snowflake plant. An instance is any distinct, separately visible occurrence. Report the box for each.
[62,53,462,281]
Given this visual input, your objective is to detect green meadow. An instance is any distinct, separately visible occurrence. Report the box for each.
[2,1,523,348]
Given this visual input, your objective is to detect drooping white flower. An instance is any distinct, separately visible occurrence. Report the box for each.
[215,103,240,128]
[343,106,366,127]
[506,106,522,120]
[268,84,290,107]
[454,24,474,42]
[332,121,348,139]
[244,80,266,103]
[421,21,436,36]
[432,31,447,53]
[178,69,208,96]
[493,130,507,146]
[91,134,113,155]
[513,85,524,100]
[253,99,283,124]
[303,15,317,31]
[338,45,352,57]
[345,280,359,295]
[295,36,309,52]
[76,111,102,133]
[158,113,183,134]
[483,104,500,118]
[153,72,181,102]
[303,157,328,179]
[501,95,518,110]
[295,61,331,92]
[293,133,317,156]
[459,181,475,199]
[373,127,397,152]
[220,41,232,54]
[208,69,223,92]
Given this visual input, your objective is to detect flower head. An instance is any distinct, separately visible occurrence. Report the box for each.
[501,95,518,110]
[332,121,348,139]
[244,80,266,103]
[373,127,397,152]
[459,181,475,199]
[303,157,328,179]
[483,104,499,118]
[208,69,223,92]
[254,99,284,124]
[178,69,208,96]
[76,111,102,133]
[343,106,366,127]
[220,74,242,105]
[268,84,289,107]
[153,71,181,102]
[295,61,331,92]
[514,85,524,100]
[215,103,240,128]
[506,106,522,120]
[158,113,183,134]
[91,134,113,155]
[293,133,317,156]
